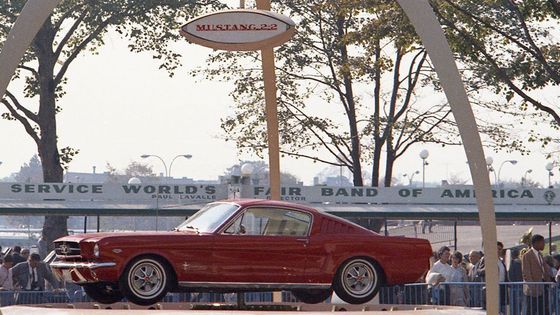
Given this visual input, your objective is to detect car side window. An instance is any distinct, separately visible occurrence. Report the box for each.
[238,208,311,236]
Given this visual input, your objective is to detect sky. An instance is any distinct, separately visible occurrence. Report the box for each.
[0,1,556,187]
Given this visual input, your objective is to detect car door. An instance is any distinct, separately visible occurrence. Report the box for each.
[213,207,312,285]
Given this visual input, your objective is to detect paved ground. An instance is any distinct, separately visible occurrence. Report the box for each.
[389,222,560,254]
[456,224,560,253]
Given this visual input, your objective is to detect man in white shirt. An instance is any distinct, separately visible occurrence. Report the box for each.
[0,255,13,290]
[426,246,453,304]
[426,246,453,284]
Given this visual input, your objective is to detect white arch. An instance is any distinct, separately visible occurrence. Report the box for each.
[0,0,60,101]
[395,1,498,313]
[0,1,499,313]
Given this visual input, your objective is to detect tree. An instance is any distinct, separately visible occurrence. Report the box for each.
[197,0,505,189]
[125,161,155,178]
[0,0,220,249]
[431,0,560,154]
[223,160,301,185]
[14,154,43,183]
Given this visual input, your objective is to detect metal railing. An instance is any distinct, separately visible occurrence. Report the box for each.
[380,282,559,315]
[2,282,557,314]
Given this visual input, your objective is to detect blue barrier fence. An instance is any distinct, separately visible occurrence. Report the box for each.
[380,282,559,315]
[0,282,558,314]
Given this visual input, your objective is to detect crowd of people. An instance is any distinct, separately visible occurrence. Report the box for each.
[0,245,61,304]
[426,234,559,314]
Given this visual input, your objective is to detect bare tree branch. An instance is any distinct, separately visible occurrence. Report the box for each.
[4,90,38,123]
[16,65,39,79]
[434,6,560,125]
[506,0,560,83]
[441,0,560,84]
[54,9,89,60]
[1,99,40,144]
[54,16,114,85]
[394,50,427,122]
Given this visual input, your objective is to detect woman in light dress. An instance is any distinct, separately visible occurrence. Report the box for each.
[448,251,469,306]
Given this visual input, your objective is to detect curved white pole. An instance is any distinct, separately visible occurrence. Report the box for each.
[0,0,61,101]
[395,1,499,314]
[1,1,499,313]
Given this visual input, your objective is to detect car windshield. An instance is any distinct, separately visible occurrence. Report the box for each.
[176,203,240,233]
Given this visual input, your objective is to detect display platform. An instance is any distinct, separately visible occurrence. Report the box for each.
[0,303,486,314]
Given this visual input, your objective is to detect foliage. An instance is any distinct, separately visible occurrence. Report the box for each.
[14,154,43,183]
[431,0,560,155]
[195,0,516,187]
[0,0,221,247]
[125,161,156,177]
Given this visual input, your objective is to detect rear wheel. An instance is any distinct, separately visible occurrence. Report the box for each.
[292,289,332,304]
[83,282,123,304]
[119,256,172,305]
[333,258,381,304]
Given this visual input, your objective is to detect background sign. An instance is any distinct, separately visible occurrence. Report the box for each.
[1,183,557,206]
[241,185,560,206]
[0,183,228,204]
[180,9,296,51]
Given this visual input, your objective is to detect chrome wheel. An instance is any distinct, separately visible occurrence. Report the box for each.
[341,259,376,298]
[127,259,166,299]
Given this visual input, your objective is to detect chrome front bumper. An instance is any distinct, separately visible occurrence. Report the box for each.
[50,261,116,270]
[50,261,117,284]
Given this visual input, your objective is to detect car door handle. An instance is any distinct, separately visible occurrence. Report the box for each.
[296,238,309,245]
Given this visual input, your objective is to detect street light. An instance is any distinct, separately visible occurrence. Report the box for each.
[403,170,420,186]
[486,156,497,186]
[128,177,142,185]
[141,154,168,177]
[240,163,254,185]
[522,169,532,187]
[169,154,193,178]
[419,149,429,188]
[141,154,193,178]
[497,160,518,187]
[546,162,555,188]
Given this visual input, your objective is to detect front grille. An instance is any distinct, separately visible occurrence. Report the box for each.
[54,241,80,256]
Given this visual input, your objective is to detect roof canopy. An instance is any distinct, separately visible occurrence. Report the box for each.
[0,183,558,220]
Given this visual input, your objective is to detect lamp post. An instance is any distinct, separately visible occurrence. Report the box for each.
[169,154,192,178]
[240,163,254,185]
[127,177,142,231]
[522,169,532,187]
[419,149,429,188]
[141,154,168,177]
[141,154,193,178]
[497,160,518,187]
[403,171,420,186]
[546,162,554,188]
[486,156,497,186]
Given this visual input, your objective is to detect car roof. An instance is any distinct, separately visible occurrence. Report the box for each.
[213,199,376,235]
[218,199,321,213]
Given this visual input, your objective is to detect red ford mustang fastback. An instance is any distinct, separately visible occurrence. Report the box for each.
[50,199,432,305]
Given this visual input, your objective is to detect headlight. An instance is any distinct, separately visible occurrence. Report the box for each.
[93,244,100,257]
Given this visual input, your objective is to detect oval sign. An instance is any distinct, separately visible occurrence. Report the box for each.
[180,9,296,51]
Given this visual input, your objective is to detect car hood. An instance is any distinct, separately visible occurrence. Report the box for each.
[56,230,204,243]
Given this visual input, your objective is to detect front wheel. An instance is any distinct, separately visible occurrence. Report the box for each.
[292,289,332,304]
[119,256,172,305]
[333,258,382,304]
[83,282,123,304]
